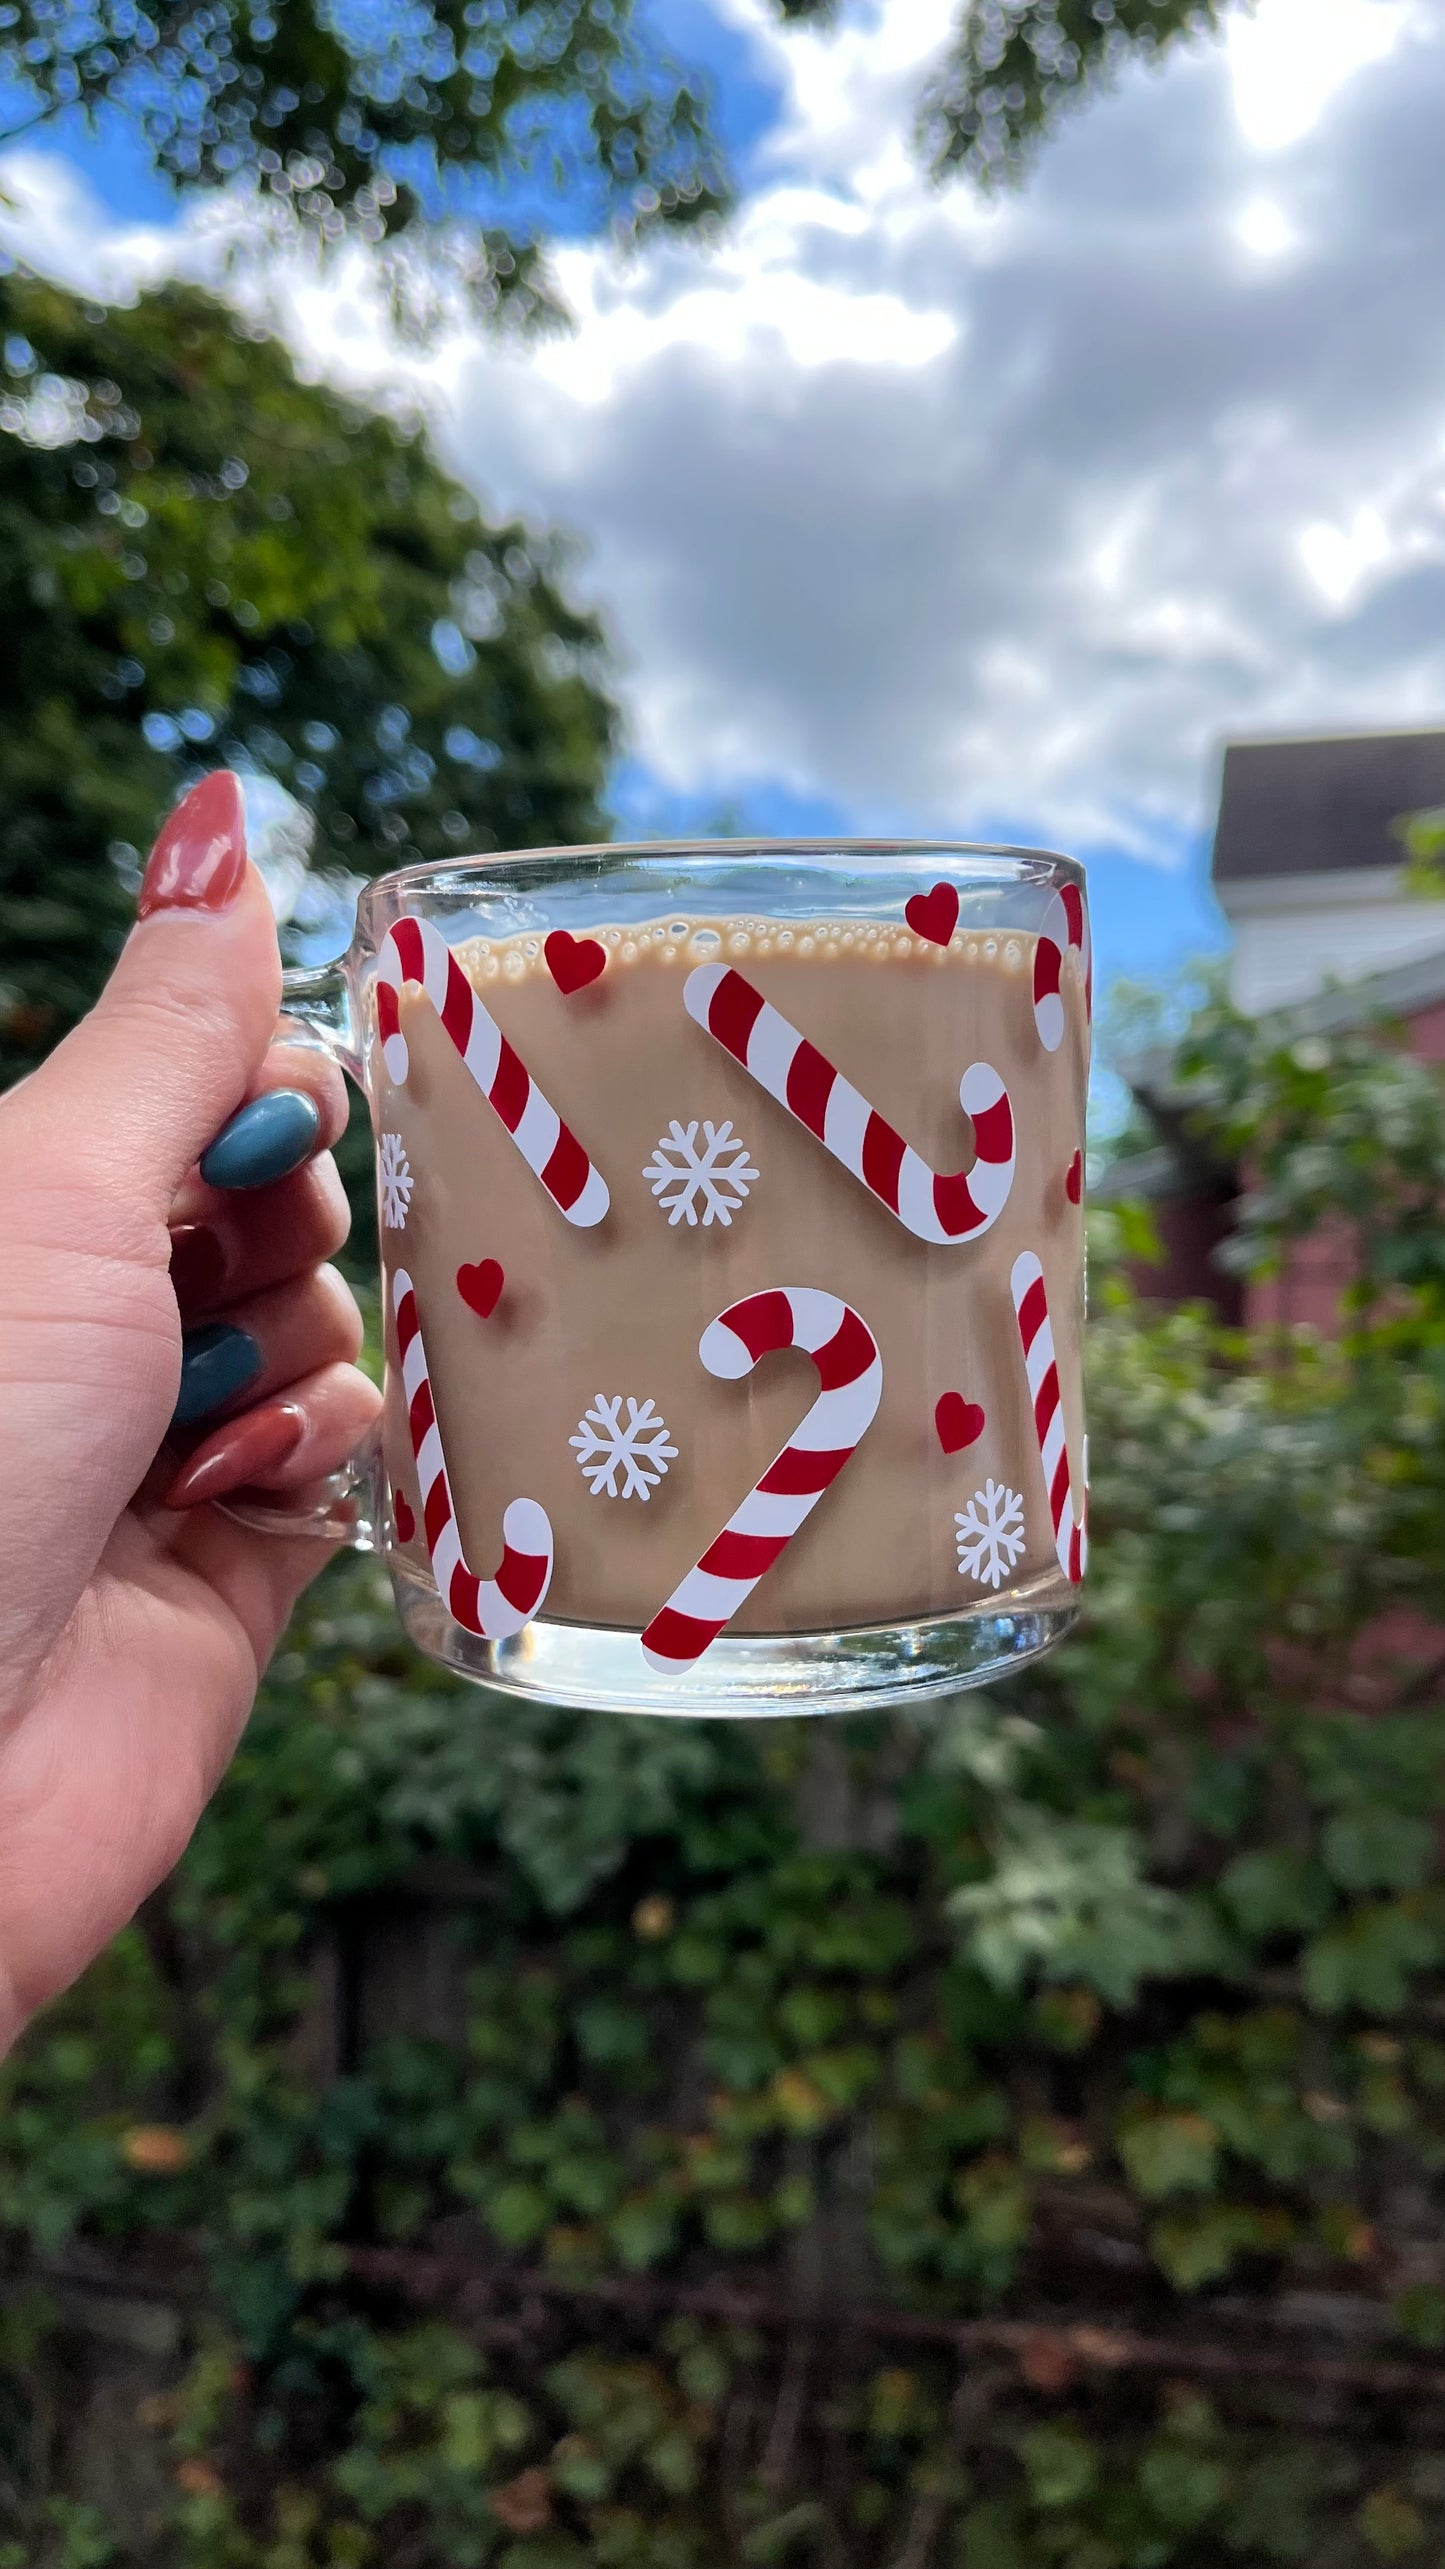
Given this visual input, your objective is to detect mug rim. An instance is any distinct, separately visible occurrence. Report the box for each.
[358,834,1086,921]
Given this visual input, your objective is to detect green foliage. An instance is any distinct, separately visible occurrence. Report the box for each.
[915,0,1237,188]
[1019,2421,1096,2509]
[712,1,1248,203]
[950,1811,1227,2003]
[0,265,615,1094]
[1397,804,1445,899]
[1174,985,1445,1320]
[10,791,1445,2546]
[0,2,732,331]
[0,0,1252,324]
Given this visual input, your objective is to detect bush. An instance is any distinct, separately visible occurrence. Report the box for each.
[5,1003,1445,2563]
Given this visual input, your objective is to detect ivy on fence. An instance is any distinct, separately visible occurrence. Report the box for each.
[4,997,1445,2565]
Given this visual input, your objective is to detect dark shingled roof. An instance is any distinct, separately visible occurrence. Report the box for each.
[1212,727,1445,884]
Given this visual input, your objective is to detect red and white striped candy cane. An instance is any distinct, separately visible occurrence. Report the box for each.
[392,1267,554,1637]
[641,1286,882,1672]
[1010,1251,1086,1584]
[376,916,609,1227]
[1032,882,1092,1053]
[684,965,1014,1245]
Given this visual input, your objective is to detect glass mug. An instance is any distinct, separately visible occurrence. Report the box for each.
[251,841,1090,1718]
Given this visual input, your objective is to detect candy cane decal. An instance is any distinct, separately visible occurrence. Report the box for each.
[1033,882,1092,1053]
[641,1287,882,1672]
[392,1267,554,1637]
[684,965,1014,1245]
[1011,1251,1086,1584]
[375,916,609,1227]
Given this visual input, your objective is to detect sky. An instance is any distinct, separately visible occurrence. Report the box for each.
[3,0,1443,1005]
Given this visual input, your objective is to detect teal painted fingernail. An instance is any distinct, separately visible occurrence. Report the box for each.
[200,1089,320,1190]
[172,1324,262,1426]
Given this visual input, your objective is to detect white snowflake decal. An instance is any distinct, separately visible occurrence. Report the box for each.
[644,1118,760,1228]
[379,1131,414,1230]
[955,1481,1027,1589]
[570,1395,679,1501]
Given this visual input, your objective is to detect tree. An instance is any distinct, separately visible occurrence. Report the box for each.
[0,1,1248,323]
[0,266,616,1092]
[912,0,1239,185]
[781,0,1242,183]
[0,0,731,331]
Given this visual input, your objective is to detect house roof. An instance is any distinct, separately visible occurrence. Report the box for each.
[1212,726,1445,884]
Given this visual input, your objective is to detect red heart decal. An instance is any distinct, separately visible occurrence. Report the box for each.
[936,1393,986,1455]
[393,1489,416,1542]
[1066,1149,1083,1206]
[545,929,607,995]
[457,1258,504,1320]
[905,882,960,948]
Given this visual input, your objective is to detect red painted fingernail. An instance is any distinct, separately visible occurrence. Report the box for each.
[162,1400,304,1510]
[138,772,247,918]
[168,1223,228,1309]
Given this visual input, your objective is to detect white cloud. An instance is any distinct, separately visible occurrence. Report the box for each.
[1232,195,1299,260]
[0,152,175,298]
[3,0,1443,863]
[1226,0,1410,150]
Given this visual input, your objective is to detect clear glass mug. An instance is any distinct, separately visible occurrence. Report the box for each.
[251,840,1091,1718]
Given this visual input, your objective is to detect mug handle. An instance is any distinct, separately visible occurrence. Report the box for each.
[213,956,381,1553]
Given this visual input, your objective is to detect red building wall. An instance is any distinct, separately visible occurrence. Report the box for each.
[1132,998,1445,1331]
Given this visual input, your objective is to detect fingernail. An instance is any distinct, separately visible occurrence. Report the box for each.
[138,772,247,919]
[162,1401,304,1510]
[169,1223,228,1308]
[171,1323,262,1427]
[200,1090,320,1191]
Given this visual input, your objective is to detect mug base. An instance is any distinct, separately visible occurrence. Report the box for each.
[391,1562,1079,1717]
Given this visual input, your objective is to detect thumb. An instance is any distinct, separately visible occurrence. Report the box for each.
[27,774,284,1218]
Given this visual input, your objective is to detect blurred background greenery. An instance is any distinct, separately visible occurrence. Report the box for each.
[6,3,1445,2565]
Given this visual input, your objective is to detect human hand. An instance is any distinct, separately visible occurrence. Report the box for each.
[0,772,380,2050]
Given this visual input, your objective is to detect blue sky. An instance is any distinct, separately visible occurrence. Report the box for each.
[607,760,1227,993]
[6,0,1439,1010]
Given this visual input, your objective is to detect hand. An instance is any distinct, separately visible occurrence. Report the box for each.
[0,772,380,2050]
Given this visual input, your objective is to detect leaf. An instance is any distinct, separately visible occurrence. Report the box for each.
[958,2498,1030,2568]
[1020,2423,1097,2510]
[1029,1987,1102,2054]
[1393,2283,1445,2348]
[1302,1902,1443,2015]
[867,2367,921,2440]
[955,2154,1031,2252]
[1320,1811,1435,1896]
[702,2194,776,2252]
[485,2182,551,2249]
[917,0,1235,190]
[488,2476,550,2538]
[1150,2203,1288,2292]
[644,2425,702,2497]
[548,2434,611,2503]
[1218,1850,1334,1941]
[769,2068,833,2134]
[440,2391,494,2473]
[1225,2448,1318,2560]
[606,2196,678,2273]
[572,1999,652,2069]
[1117,2107,1220,2201]
[1397,805,1445,898]
[949,1815,1211,2005]
[1356,2489,1427,2561]
[1140,2445,1228,2531]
